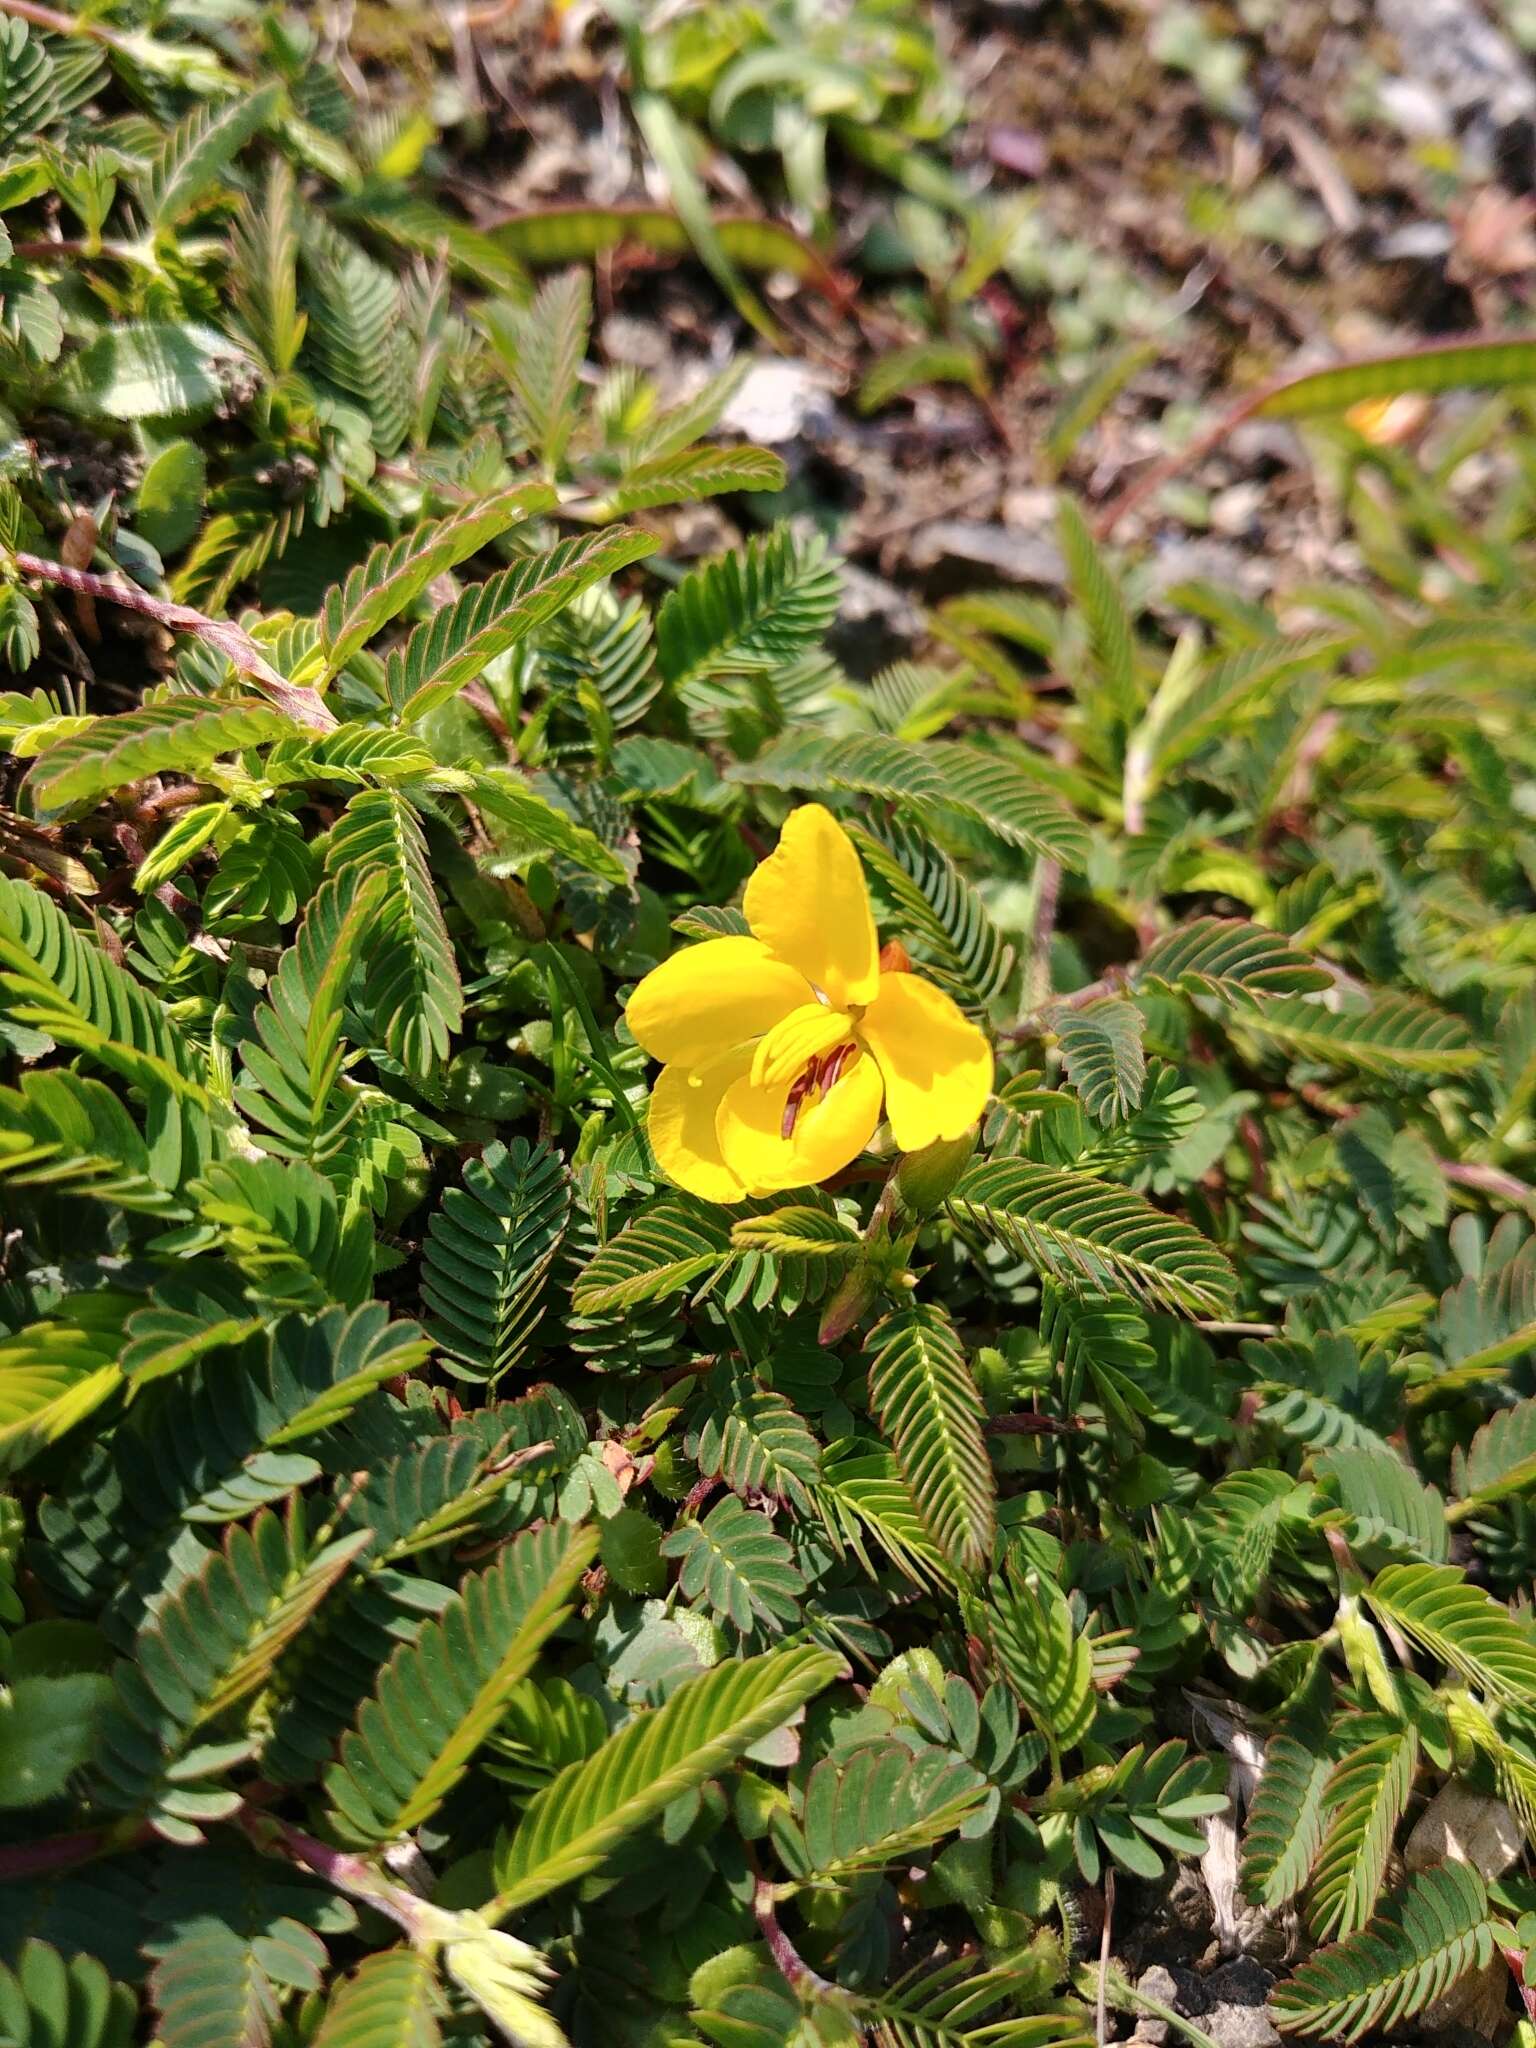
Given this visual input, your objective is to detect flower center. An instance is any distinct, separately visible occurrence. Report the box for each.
[781,1043,856,1138]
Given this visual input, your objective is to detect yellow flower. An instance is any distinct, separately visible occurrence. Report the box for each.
[626,803,994,1201]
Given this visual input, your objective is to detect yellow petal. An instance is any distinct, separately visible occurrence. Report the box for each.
[750,1001,853,1088]
[857,971,993,1153]
[742,804,879,1010]
[626,936,808,1068]
[649,1050,752,1202]
[717,1048,883,1196]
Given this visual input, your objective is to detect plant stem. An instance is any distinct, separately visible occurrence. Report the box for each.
[1095,1867,1114,2048]
[0,0,111,38]
[12,553,337,734]
[237,1808,433,1940]
[752,1877,838,2001]
[1026,857,1061,1014]
[1438,1159,1536,1208]
[1094,329,1536,540]
[0,1822,143,1881]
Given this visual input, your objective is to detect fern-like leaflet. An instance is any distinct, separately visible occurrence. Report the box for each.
[421,1139,571,1382]
[865,1302,994,1579]
[1270,1859,1492,2042]
[324,1521,597,1846]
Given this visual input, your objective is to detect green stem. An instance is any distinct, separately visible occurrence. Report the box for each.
[539,943,641,1136]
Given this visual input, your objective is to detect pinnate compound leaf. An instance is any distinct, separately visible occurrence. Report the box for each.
[851,815,1015,1009]
[119,1305,429,1525]
[317,482,557,681]
[1366,1561,1536,1704]
[730,730,1088,870]
[1138,917,1332,1001]
[1269,1858,1491,2043]
[190,1154,373,1310]
[852,1956,1094,2048]
[817,1446,952,1592]
[485,266,590,473]
[661,1494,804,1634]
[383,528,656,723]
[729,1205,860,1260]
[94,1508,373,1839]
[865,1303,994,1579]
[312,1948,441,2048]
[0,1942,135,2048]
[324,1521,597,1845]
[139,84,280,230]
[325,790,461,1076]
[690,1363,821,1513]
[988,1564,1095,1754]
[150,1913,320,2048]
[657,525,840,688]
[776,1741,993,1880]
[469,770,628,882]
[1241,1732,1331,1910]
[857,337,987,412]
[601,444,786,514]
[1143,631,1349,779]
[494,1645,842,1911]
[1315,1447,1448,1563]
[0,877,212,1185]
[235,868,389,1169]
[0,1294,130,1478]
[948,1159,1236,1316]
[1309,1723,1419,1942]
[0,1069,184,1216]
[1058,496,1136,721]
[572,1198,732,1314]
[1452,1395,1536,1510]
[421,1139,571,1382]
[1051,998,1146,1125]
[304,229,412,455]
[1236,991,1478,1077]
[26,699,296,812]
[0,22,57,156]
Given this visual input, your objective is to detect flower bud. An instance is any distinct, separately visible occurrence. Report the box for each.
[818,1261,881,1346]
[894,1127,978,1217]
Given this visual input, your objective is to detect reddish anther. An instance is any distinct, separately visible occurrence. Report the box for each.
[781,1068,815,1139]
[780,1044,855,1139]
[818,1044,853,1093]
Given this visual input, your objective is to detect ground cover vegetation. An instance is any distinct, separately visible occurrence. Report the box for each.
[8,3,1536,2045]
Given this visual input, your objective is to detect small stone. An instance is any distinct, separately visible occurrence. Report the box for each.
[599,315,670,369]
[904,519,1065,584]
[826,562,925,675]
[1205,2009,1281,2048]
[1202,1958,1281,2048]
[1376,76,1453,141]
[1377,221,1456,262]
[1404,1783,1522,1879]
[719,360,838,446]
[1209,483,1266,538]
[1204,1958,1273,2005]
[1000,486,1059,528]
[1130,1963,1207,2043]
[1418,1952,1511,2036]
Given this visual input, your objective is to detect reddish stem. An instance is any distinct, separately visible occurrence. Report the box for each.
[753,1878,837,2000]
[13,553,335,734]
[1094,330,1536,540]
[0,1823,145,1881]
